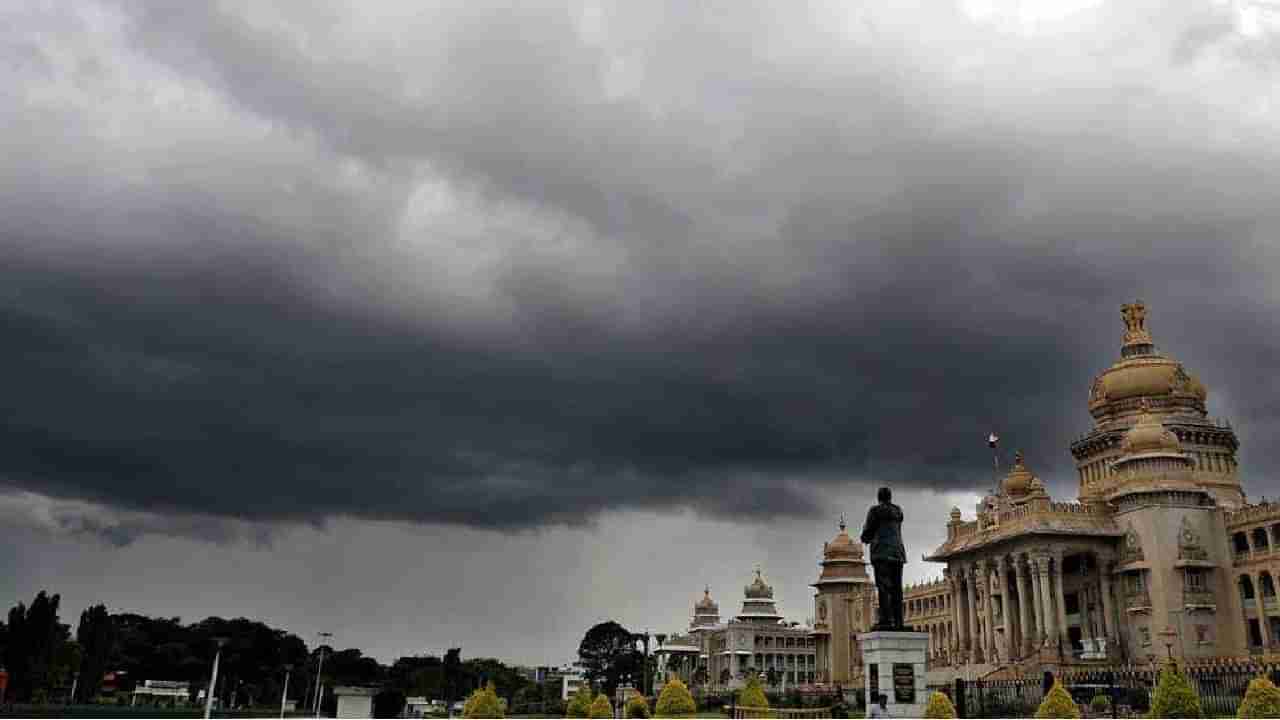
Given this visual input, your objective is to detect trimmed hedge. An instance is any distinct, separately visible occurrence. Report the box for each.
[1148,661,1202,719]
[588,694,614,719]
[654,678,697,718]
[566,687,593,718]
[1240,676,1280,718]
[625,694,652,718]
[462,683,504,719]
[1035,679,1081,719]
[923,690,957,719]
[737,677,769,709]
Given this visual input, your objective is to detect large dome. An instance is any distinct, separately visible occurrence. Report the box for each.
[1087,301,1208,425]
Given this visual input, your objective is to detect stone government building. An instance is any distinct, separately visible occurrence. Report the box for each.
[660,302,1280,693]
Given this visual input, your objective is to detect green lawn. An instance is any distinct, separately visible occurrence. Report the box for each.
[0,705,313,718]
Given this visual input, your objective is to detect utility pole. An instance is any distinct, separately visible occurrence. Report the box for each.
[280,667,292,719]
[314,632,333,718]
[204,638,228,720]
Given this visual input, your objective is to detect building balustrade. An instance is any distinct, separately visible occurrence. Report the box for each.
[1183,589,1216,608]
[1125,589,1152,612]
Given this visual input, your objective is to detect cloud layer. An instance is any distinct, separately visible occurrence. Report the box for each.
[4,0,1280,541]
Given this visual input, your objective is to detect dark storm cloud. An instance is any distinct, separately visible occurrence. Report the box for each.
[4,0,1280,541]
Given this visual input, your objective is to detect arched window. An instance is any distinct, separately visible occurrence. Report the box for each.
[1254,528,1271,551]
[1241,575,1257,600]
[1262,573,1277,599]
[1235,532,1251,555]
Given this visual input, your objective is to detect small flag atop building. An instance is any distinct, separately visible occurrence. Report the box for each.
[988,432,999,449]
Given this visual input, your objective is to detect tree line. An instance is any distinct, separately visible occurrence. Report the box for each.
[0,590,537,715]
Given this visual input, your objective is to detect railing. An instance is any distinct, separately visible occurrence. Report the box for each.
[1125,590,1152,612]
[1183,589,1216,608]
[1226,501,1280,527]
[732,708,833,719]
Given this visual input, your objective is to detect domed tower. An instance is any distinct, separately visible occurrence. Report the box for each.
[1071,301,1243,508]
[1000,451,1049,504]
[1104,405,1246,659]
[811,516,872,686]
[691,586,721,630]
[738,568,783,624]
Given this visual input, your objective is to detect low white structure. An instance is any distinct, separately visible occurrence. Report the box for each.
[859,630,928,718]
[131,680,191,706]
[333,685,378,719]
[560,669,585,701]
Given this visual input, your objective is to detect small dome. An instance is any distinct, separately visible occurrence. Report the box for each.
[744,568,774,599]
[949,507,962,521]
[1002,451,1037,497]
[695,586,718,611]
[824,516,865,560]
[1121,403,1182,456]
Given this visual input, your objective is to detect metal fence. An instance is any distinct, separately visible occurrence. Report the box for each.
[940,661,1280,718]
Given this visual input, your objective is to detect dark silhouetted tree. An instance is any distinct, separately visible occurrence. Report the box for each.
[577,621,640,698]
[75,604,115,703]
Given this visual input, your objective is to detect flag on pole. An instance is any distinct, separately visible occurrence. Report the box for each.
[988,432,999,449]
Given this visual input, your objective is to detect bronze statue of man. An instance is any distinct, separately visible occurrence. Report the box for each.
[860,486,906,630]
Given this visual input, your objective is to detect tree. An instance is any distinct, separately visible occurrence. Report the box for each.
[1149,660,1202,719]
[443,648,463,704]
[566,686,594,718]
[1034,679,1081,719]
[654,677,696,718]
[4,591,75,703]
[75,605,115,703]
[463,682,504,718]
[1240,676,1280,718]
[578,621,640,697]
[924,691,957,719]
[737,676,768,709]
[588,693,614,719]
[373,688,406,718]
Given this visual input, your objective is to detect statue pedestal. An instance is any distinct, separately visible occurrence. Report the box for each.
[859,631,929,718]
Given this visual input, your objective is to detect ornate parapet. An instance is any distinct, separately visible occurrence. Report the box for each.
[1226,501,1280,530]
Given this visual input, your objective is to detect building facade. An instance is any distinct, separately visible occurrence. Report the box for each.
[665,570,817,692]
[810,301,1280,684]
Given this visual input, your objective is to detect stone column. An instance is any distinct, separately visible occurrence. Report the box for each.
[1035,554,1056,647]
[981,560,997,664]
[951,578,963,657]
[966,565,981,663]
[1054,552,1070,652]
[1028,559,1043,648]
[1099,561,1115,643]
[994,559,1009,662]
[1014,557,1032,658]
[1256,571,1273,648]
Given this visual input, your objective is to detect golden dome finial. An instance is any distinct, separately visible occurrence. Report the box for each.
[1121,300,1154,350]
[838,513,846,532]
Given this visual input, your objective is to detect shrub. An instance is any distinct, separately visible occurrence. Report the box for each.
[737,677,769,709]
[1090,694,1111,713]
[626,694,652,718]
[462,683,504,719]
[1035,679,1082,719]
[924,690,957,719]
[1239,676,1280,718]
[654,678,697,718]
[589,693,614,719]
[567,687,594,718]
[1149,661,1202,719]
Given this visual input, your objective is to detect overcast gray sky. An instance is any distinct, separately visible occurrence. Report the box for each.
[3,0,1280,665]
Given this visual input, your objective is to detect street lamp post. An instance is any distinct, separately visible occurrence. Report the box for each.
[280,666,292,719]
[69,672,79,706]
[204,638,229,720]
[314,632,333,719]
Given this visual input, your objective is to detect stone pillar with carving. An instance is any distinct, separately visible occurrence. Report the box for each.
[1053,552,1070,653]
[979,559,996,664]
[1014,556,1033,659]
[1034,553,1056,648]
[1099,560,1115,645]
[994,558,1009,662]
[966,564,981,664]
[1256,571,1273,648]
